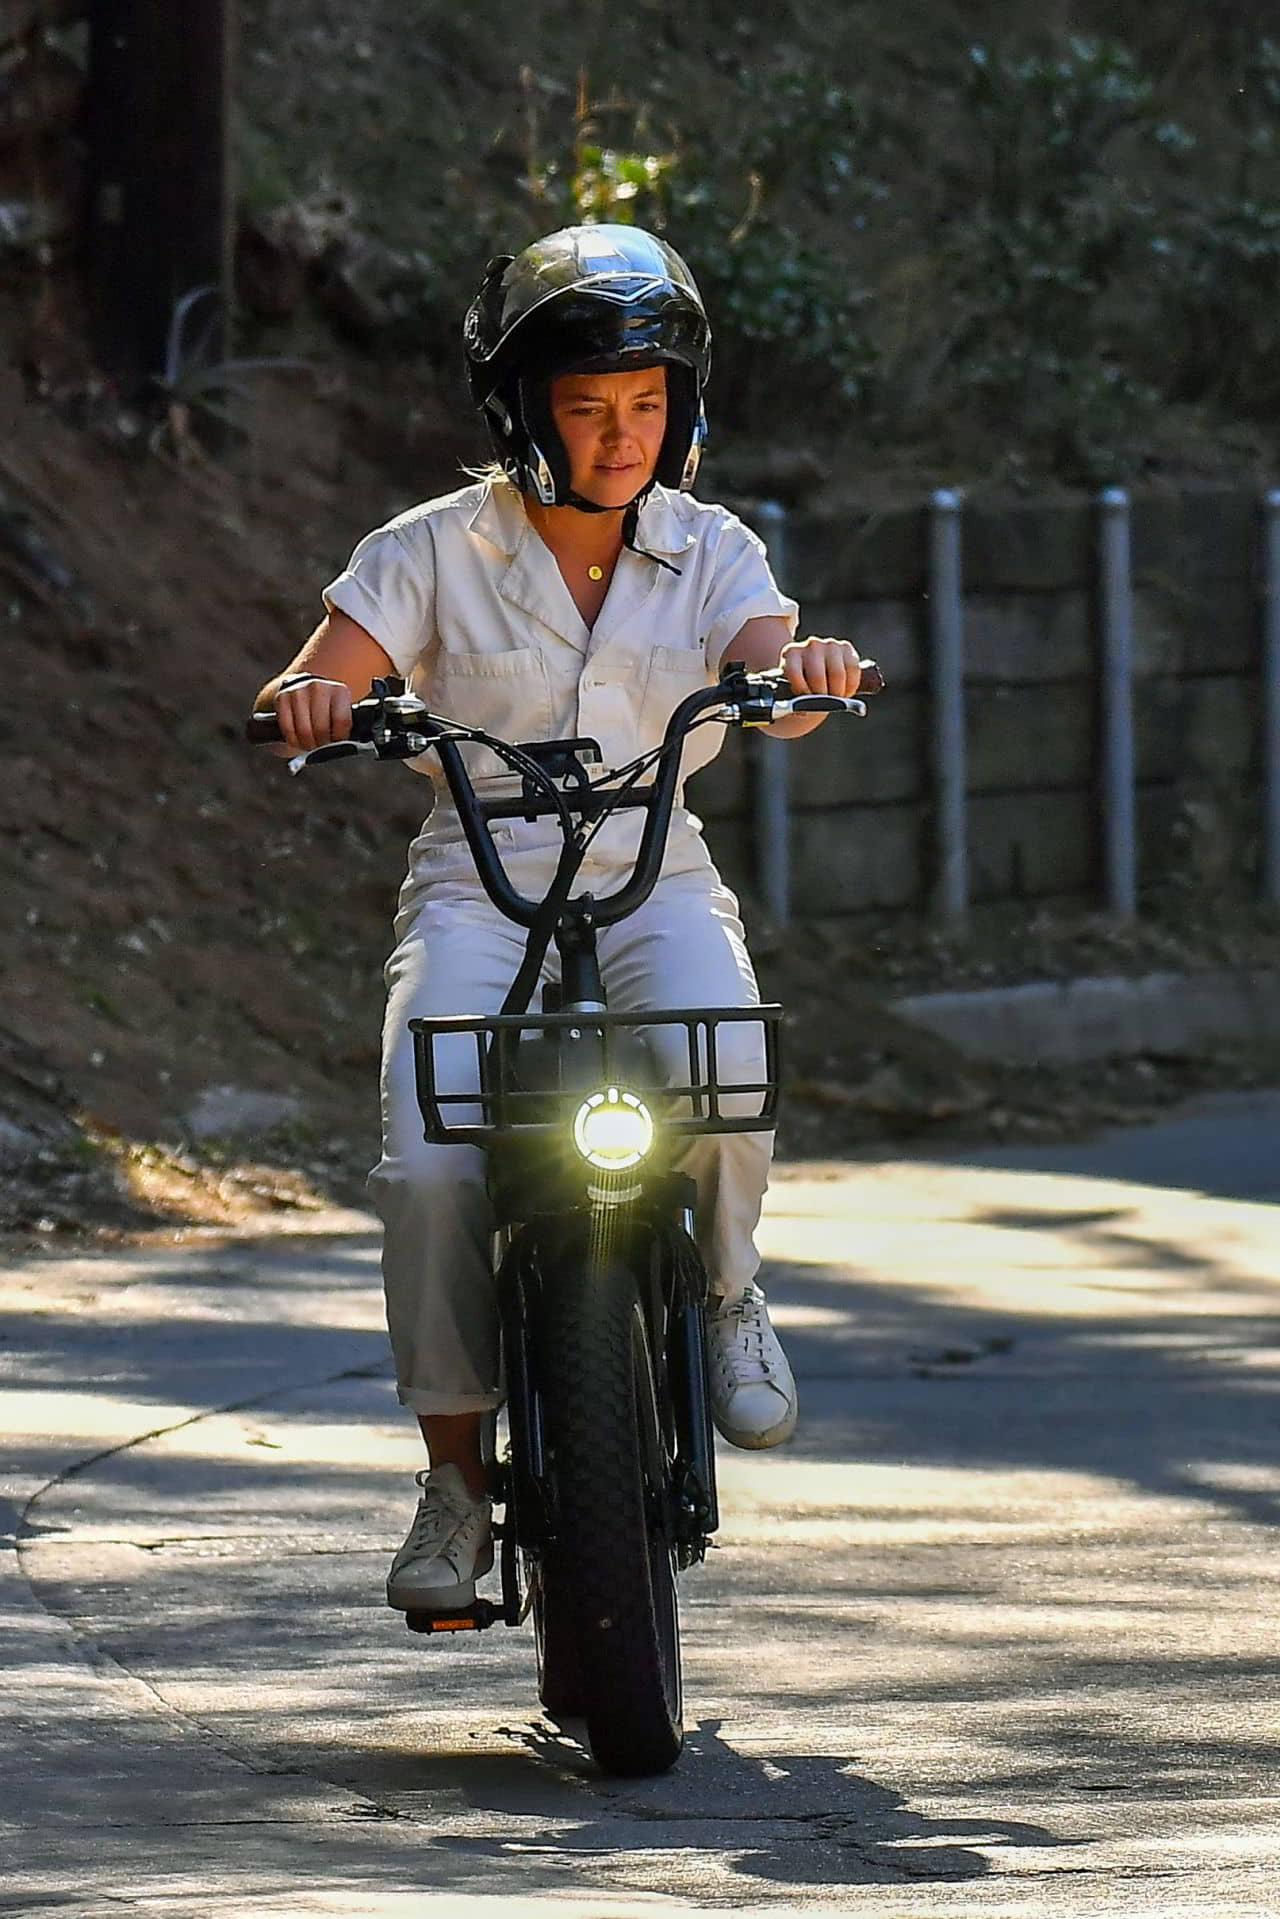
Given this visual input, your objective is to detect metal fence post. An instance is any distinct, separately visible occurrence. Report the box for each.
[928,489,967,924]
[750,499,791,927]
[1261,492,1280,905]
[1097,487,1137,917]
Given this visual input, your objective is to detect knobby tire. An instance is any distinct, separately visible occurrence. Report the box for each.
[531,1553,583,1717]
[537,1252,682,1776]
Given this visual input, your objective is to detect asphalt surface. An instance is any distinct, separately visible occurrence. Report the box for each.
[4,1089,1280,1916]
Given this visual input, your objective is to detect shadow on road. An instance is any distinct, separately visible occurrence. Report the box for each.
[11,1111,1280,1900]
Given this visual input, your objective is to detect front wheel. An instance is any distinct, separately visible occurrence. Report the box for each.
[537,1252,682,1776]
[530,1548,583,1717]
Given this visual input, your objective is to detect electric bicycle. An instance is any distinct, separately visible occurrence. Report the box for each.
[248,656,880,1774]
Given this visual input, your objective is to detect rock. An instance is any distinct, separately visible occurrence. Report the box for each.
[236,188,361,320]
[313,234,394,346]
[236,213,309,320]
[263,188,358,265]
[0,1114,39,1160]
[313,235,436,350]
[0,492,75,594]
[184,1086,302,1141]
[0,171,77,259]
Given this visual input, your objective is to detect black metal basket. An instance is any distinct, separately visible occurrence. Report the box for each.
[410,1005,783,1147]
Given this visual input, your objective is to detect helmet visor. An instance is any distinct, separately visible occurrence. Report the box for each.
[516,288,709,384]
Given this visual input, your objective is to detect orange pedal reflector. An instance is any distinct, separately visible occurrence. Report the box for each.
[405,1598,505,1635]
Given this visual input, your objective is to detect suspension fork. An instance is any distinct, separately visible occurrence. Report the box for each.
[496,1229,548,1537]
[667,1201,720,1547]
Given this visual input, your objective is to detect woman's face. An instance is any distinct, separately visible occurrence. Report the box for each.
[548,365,668,508]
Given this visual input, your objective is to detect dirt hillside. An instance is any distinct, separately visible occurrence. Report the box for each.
[6,1,1280,1243]
[2,340,1278,1249]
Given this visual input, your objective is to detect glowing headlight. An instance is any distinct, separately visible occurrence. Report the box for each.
[572,1087,655,1171]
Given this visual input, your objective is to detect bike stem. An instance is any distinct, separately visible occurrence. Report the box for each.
[555,899,606,1012]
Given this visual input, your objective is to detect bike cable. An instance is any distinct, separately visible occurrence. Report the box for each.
[572,711,728,862]
[461,713,726,1022]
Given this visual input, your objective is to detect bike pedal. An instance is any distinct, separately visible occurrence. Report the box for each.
[403,1599,503,1635]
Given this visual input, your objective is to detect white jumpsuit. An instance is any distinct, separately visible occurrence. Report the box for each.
[323,476,797,1415]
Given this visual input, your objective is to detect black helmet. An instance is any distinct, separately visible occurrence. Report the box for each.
[463,224,711,506]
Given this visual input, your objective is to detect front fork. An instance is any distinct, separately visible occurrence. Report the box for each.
[666,1199,720,1555]
[500,1195,719,1549]
[405,1203,718,1640]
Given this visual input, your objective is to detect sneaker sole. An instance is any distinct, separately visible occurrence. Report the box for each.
[386,1540,494,1613]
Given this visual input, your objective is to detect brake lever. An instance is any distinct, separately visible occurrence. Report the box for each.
[785,694,868,716]
[287,739,379,775]
[287,727,453,774]
[720,657,884,726]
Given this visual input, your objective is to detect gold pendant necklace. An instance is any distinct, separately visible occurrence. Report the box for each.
[588,564,604,581]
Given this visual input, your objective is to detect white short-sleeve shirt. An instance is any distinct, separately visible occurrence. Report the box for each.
[323,478,797,840]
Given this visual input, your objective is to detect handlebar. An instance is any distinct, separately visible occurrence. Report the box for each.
[244,660,883,752]
[246,660,883,931]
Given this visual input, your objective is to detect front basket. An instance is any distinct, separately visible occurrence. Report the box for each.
[409,1005,782,1147]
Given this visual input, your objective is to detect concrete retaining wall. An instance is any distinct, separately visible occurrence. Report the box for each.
[689,489,1265,916]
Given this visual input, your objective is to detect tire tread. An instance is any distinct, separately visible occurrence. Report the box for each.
[538,1257,682,1775]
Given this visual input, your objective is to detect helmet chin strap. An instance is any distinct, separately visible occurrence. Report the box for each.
[561,483,682,575]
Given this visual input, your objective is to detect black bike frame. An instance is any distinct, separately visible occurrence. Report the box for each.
[424,679,731,1003]
[402,679,769,1601]
[245,660,877,1638]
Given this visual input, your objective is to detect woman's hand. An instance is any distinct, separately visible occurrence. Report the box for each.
[780,635,862,699]
[273,674,354,752]
[252,610,396,757]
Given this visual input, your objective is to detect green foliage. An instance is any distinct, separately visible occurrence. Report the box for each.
[569,145,678,224]
[964,38,1155,223]
[522,71,881,423]
[924,38,1175,477]
[676,209,879,414]
[237,14,1280,483]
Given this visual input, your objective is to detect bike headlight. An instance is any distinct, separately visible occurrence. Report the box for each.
[572,1087,655,1171]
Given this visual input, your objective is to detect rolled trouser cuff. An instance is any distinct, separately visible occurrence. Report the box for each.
[397,1385,507,1415]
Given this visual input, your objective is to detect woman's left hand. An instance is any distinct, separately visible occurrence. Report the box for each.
[780,635,862,698]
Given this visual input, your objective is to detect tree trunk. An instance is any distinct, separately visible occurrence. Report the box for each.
[84,0,234,397]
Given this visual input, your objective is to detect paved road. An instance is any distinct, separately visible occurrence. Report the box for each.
[5,1090,1280,1916]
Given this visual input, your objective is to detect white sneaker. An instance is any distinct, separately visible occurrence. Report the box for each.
[705,1282,798,1450]
[386,1463,494,1612]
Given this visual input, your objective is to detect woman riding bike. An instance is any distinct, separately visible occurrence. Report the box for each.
[253,224,863,1618]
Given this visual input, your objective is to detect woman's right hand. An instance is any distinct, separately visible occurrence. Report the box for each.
[273,674,355,752]
[254,610,397,755]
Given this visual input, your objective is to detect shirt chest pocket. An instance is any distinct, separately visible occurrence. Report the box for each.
[429,646,553,767]
[638,643,717,778]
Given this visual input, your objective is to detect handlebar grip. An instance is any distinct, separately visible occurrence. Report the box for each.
[246,710,284,744]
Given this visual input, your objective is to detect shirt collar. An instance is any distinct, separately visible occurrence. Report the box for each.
[465,476,526,555]
[633,485,698,557]
[466,477,697,559]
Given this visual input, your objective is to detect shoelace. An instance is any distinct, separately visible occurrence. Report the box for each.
[714,1288,772,1383]
[406,1471,474,1556]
